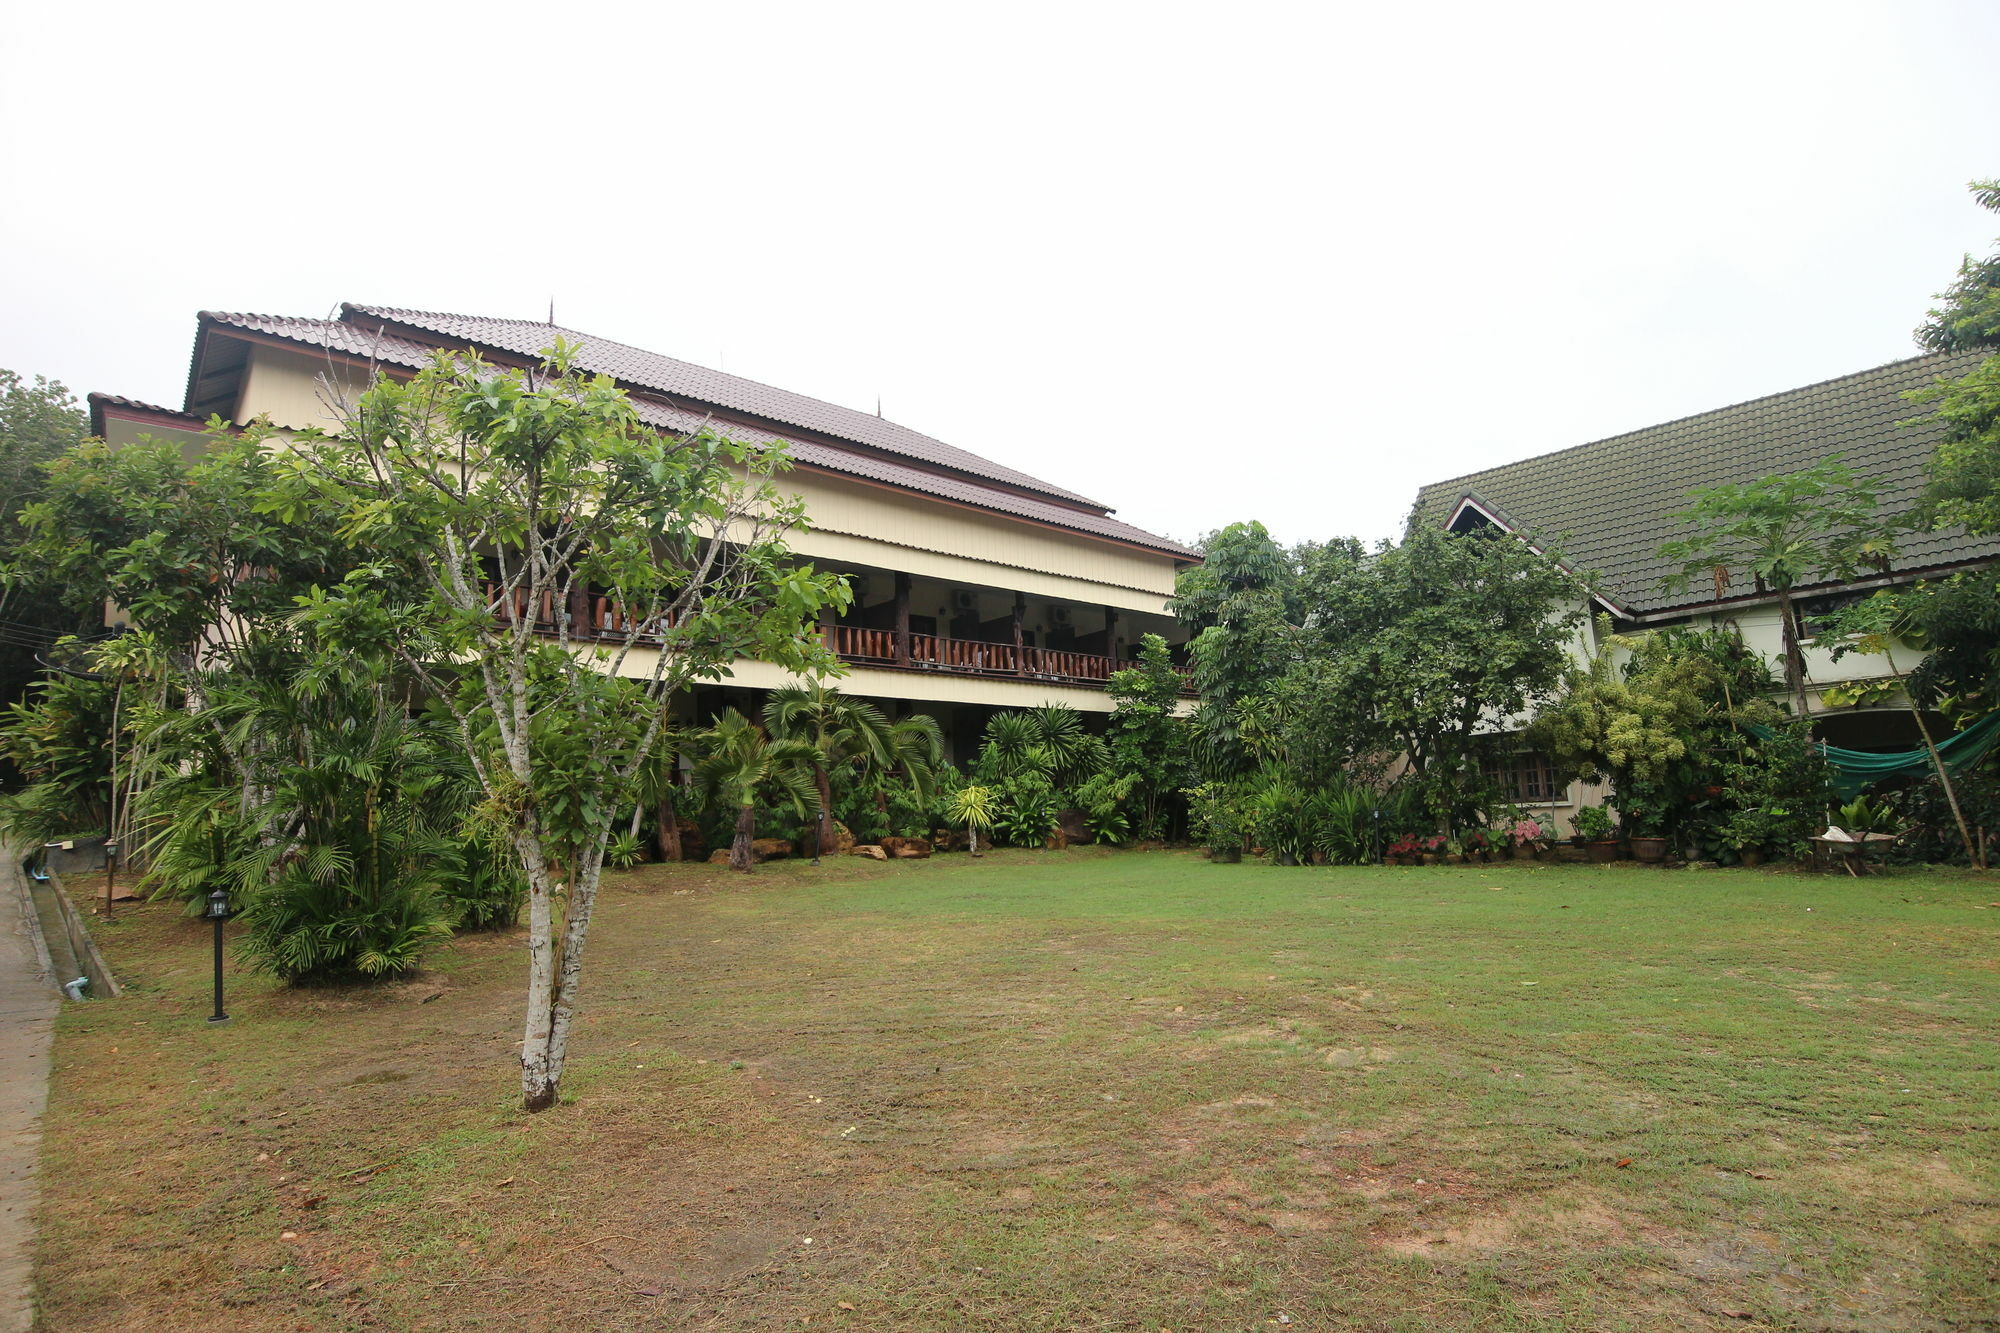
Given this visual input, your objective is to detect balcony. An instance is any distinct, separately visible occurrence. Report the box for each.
[488,584,1194,696]
[823,624,1193,695]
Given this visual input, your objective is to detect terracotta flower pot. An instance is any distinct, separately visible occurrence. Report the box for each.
[1585,839,1622,864]
[1739,849,1764,868]
[1629,836,1669,864]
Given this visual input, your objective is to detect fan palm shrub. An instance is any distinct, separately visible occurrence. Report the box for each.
[690,710,819,871]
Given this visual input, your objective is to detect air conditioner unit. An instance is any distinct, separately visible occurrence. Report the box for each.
[952,590,979,612]
[1049,604,1072,626]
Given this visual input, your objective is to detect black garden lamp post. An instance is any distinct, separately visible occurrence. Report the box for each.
[205,888,231,1024]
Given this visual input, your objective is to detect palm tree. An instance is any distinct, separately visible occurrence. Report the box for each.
[763,684,897,860]
[628,716,691,862]
[690,710,819,872]
[882,712,946,804]
[945,784,997,856]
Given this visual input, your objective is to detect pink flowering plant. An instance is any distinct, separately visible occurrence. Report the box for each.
[1511,817,1543,846]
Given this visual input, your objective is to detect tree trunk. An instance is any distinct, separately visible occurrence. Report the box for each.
[813,763,835,863]
[730,802,756,872]
[655,787,682,862]
[538,844,608,1098]
[517,833,565,1112]
[1778,590,1813,723]
[1883,641,1982,869]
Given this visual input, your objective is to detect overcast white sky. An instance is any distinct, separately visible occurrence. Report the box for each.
[3,1,1996,547]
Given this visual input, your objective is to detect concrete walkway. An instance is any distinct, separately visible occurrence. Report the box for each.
[0,859,57,1333]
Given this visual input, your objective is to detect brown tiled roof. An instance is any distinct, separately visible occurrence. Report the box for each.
[89,392,205,421]
[194,310,1197,560]
[624,393,1195,555]
[341,304,1107,511]
[87,392,209,439]
[1413,351,2000,614]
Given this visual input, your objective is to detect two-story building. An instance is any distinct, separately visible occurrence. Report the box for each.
[89,304,1198,757]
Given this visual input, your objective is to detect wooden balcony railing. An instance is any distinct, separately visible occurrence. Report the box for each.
[486,584,1194,695]
[486,583,671,641]
[822,624,1193,695]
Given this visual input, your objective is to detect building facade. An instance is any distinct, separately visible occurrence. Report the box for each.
[1412,350,2000,828]
[90,305,1198,755]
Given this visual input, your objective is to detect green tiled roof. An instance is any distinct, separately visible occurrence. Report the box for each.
[1413,350,2000,614]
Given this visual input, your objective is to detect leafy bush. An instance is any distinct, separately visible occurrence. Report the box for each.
[1572,804,1616,842]
[236,851,454,982]
[1718,721,1836,859]
[439,836,527,931]
[1183,781,1243,853]
[1071,770,1137,845]
[993,772,1059,848]
[1885,766,2000,865]
[1242,766,1312,864]
[0,672,116,845]
[1310,783,1374,865]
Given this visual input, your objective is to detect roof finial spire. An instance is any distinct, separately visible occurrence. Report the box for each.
[547,297,555,326]
[876,394,883,418]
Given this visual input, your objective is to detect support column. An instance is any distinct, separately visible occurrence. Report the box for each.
[894,572,912,667]
[1013,591,1027,676]
[1104,605,1120,662]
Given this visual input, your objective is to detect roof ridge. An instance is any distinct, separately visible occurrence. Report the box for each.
[341,303,1114,514]
[1419,348,1974,495]
[188,309,1196,561]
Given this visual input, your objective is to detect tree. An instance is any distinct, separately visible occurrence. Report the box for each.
[1811,591,1982,867]
[1913,181,2000,541]
[690,709,820,870]
[1274,518,1585,831]
[1658,457,1897,722]
[0,372,99,709]
[273,345,846,1111]
[10,428,366,885]
[1103,632,1191,839]
[1901,567,2000,722]
[943,783,996,856]
[1916,179,2000,355]
[1172,521,1305,778]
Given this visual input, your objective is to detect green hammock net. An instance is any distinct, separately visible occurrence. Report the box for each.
[1750,712,2000,799]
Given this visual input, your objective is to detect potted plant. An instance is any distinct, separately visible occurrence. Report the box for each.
[1572,804,1620,863]
[1720,805,1774,867]
[1207,811,1244,863]
[1614,785,1671,864]
[1509,816,1542,860]
[1420,835,1444,866]
[1385,835,1420,866]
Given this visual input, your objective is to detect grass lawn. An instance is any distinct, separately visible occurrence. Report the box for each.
[34,850,2000,1332]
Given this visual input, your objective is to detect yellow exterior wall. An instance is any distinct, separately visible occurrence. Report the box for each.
[783,472,1178,603]
[237,343,371,433]
[235,342,1185,619]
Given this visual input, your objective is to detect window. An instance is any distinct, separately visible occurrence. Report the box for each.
[1482,750,1564,804]
[1795,590,1871,638]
